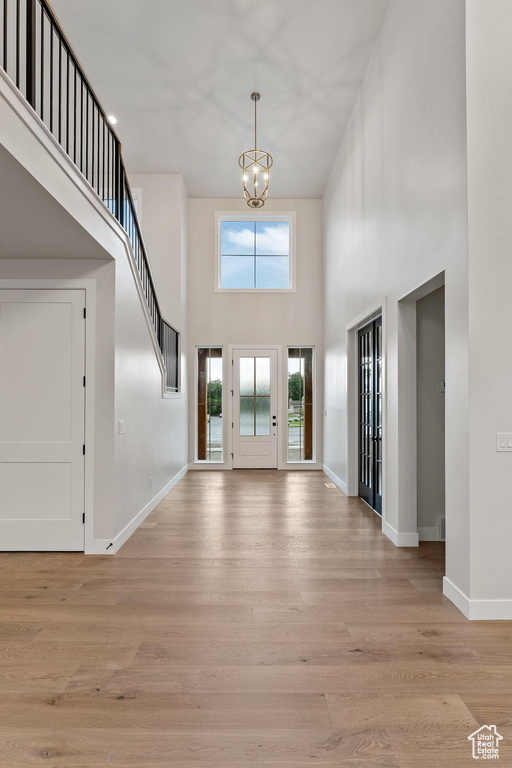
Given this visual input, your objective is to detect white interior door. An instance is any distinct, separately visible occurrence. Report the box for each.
[0,289,86,551]
[232,349,278,469]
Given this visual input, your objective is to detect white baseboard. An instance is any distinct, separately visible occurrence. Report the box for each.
[322,465,348,495]
[418,526,441,541]
[443,577,512,620]
[382,520,419,547]
[86,465,188,555]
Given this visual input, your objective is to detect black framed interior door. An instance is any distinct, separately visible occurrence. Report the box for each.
[358,316,383,515]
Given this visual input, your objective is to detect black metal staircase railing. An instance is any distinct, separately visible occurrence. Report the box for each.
[0,0,179,392]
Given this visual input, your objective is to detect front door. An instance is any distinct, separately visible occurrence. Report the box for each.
[0,289,86,550]
[358,317,383,515]
[232,348,278,469]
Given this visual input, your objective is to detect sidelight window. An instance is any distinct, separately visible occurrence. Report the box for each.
[287,347,314,461]
[197,348,223,461]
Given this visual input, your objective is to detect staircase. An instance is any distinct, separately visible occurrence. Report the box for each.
[0,0,178,391]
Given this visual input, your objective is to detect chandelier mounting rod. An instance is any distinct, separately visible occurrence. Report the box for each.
[252,92,260,148]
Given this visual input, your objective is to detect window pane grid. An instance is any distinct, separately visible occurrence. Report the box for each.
[220,219,291,290]
[239,357,271,436]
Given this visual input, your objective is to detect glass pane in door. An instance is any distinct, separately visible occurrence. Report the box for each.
[255,396,271,435]
[240,396,255,435]
[240,357,255,395]
[255,357,270,395]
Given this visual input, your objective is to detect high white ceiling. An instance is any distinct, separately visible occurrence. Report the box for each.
[51,0,389,198]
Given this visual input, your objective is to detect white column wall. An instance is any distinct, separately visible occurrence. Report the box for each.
[322,1,469,591]
[465,0,512,612]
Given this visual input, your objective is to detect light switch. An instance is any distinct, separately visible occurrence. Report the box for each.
[439,380,446,393]
[119,420,125,434]
[496,432,512,452]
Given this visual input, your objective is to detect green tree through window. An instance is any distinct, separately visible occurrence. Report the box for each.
[207,379,223,417]
[288,371,304,402]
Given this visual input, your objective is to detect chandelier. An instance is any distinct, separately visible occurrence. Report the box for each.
[238,92,273,208]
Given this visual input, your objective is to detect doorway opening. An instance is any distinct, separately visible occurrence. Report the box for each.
[416,286,445,541]
[396,271,446,551]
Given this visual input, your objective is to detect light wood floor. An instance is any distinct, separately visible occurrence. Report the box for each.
[0,470,511,766]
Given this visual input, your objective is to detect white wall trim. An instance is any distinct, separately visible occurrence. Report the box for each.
[418,526,440,541]
[86,465,188,554]
[322,464,348,495]
[443,577,470,618]
[382,520,419,547]
[443,577,512,621]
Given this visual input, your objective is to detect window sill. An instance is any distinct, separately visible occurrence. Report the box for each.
[214,287,296,294]
[163,391,182,400]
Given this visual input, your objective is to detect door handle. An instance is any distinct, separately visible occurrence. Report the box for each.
[273,422,277,426]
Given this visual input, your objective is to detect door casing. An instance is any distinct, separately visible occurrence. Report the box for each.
[358,316,383,515]
[0,288,86,550]
[345,299,387,524]
[0,278,96,552]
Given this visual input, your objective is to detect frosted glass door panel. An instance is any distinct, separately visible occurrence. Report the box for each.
[256,357,270,395]
[255,396,271,435]
[240,397,255,436]
[240,357,255,395]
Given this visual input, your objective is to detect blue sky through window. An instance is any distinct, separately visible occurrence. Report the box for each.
[220,220,291,289]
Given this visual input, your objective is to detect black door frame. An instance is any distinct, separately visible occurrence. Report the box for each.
[358,316,383,515]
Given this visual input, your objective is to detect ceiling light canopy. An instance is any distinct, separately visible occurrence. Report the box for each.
[238,93,273,208]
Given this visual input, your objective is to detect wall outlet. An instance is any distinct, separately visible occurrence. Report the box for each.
[496,433,512,452]
[150,476,154,488]
[118,420,125,434]
[439,380,446,393]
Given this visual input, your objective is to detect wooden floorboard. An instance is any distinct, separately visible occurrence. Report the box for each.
[0,469,511,766]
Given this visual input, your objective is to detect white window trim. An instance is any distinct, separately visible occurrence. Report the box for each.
[194,345,226,464]
[214,212,296,294]
[285,345,317,465]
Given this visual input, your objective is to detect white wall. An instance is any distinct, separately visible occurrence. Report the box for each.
[129,174,185,330]
[187,197,323,468]
[465,0,512,610]
[115,174,189,543]
[416,286,445,539]
[322,0,469,587]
